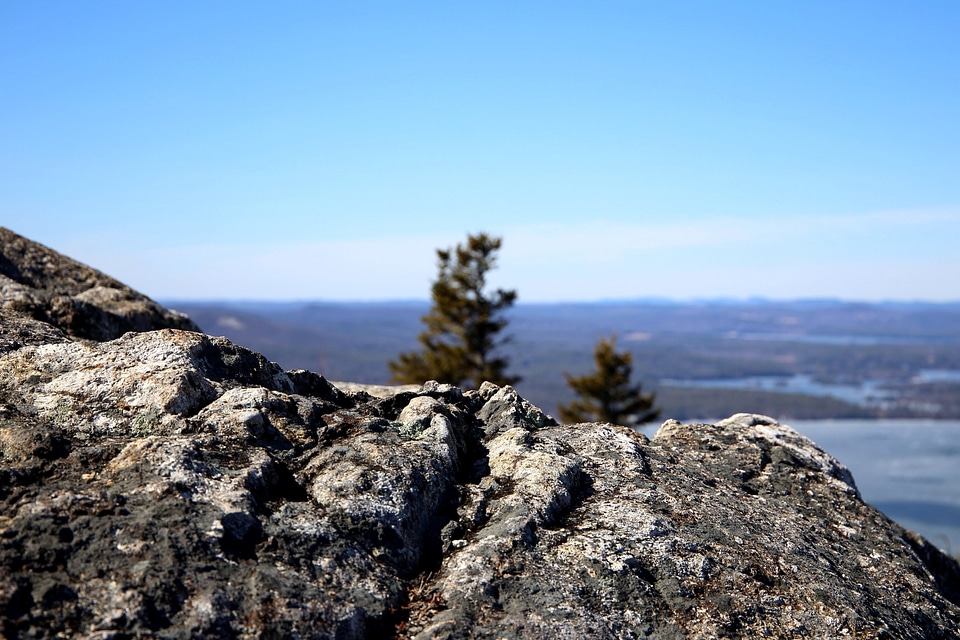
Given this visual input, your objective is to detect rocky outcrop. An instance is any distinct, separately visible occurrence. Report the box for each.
[0,227,198,342]
[1,230,959,639]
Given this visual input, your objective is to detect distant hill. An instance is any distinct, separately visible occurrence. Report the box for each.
[169,300,960,421]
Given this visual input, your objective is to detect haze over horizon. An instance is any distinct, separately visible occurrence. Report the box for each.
[3,2,959,303]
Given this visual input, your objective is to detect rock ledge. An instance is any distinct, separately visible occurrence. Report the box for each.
[1,229,958,639]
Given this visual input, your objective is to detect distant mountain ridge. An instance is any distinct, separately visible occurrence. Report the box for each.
[172,298,960,420]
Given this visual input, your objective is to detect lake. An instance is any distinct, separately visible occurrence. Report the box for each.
[659,374,897,408]
[659,370,960,414]
[642,419,960,554]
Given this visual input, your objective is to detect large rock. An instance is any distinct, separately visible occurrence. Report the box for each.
[0,231,958,638]
[0,227,198,342]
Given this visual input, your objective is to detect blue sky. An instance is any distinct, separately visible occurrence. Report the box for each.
[2,2,959,302]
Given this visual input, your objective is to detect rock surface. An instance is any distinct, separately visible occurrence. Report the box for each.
[1,230,959,639]
[0,227,198,342]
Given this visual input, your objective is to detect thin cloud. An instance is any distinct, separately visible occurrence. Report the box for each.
[75,207,960,302]
[498,207,960,265]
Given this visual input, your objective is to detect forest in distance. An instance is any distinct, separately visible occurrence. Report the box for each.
[169,299,960,423]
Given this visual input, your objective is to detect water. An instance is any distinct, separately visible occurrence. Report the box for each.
[915,369,960,384]
[640,420,960,554]
[729,332,934,346]
[790,420,960,554]
[659,374,896,407]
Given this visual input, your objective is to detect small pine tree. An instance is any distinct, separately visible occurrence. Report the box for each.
[559,335,659,427]
[389,233,521,389]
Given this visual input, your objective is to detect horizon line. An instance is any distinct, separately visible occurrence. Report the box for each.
[160,296,960,307]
